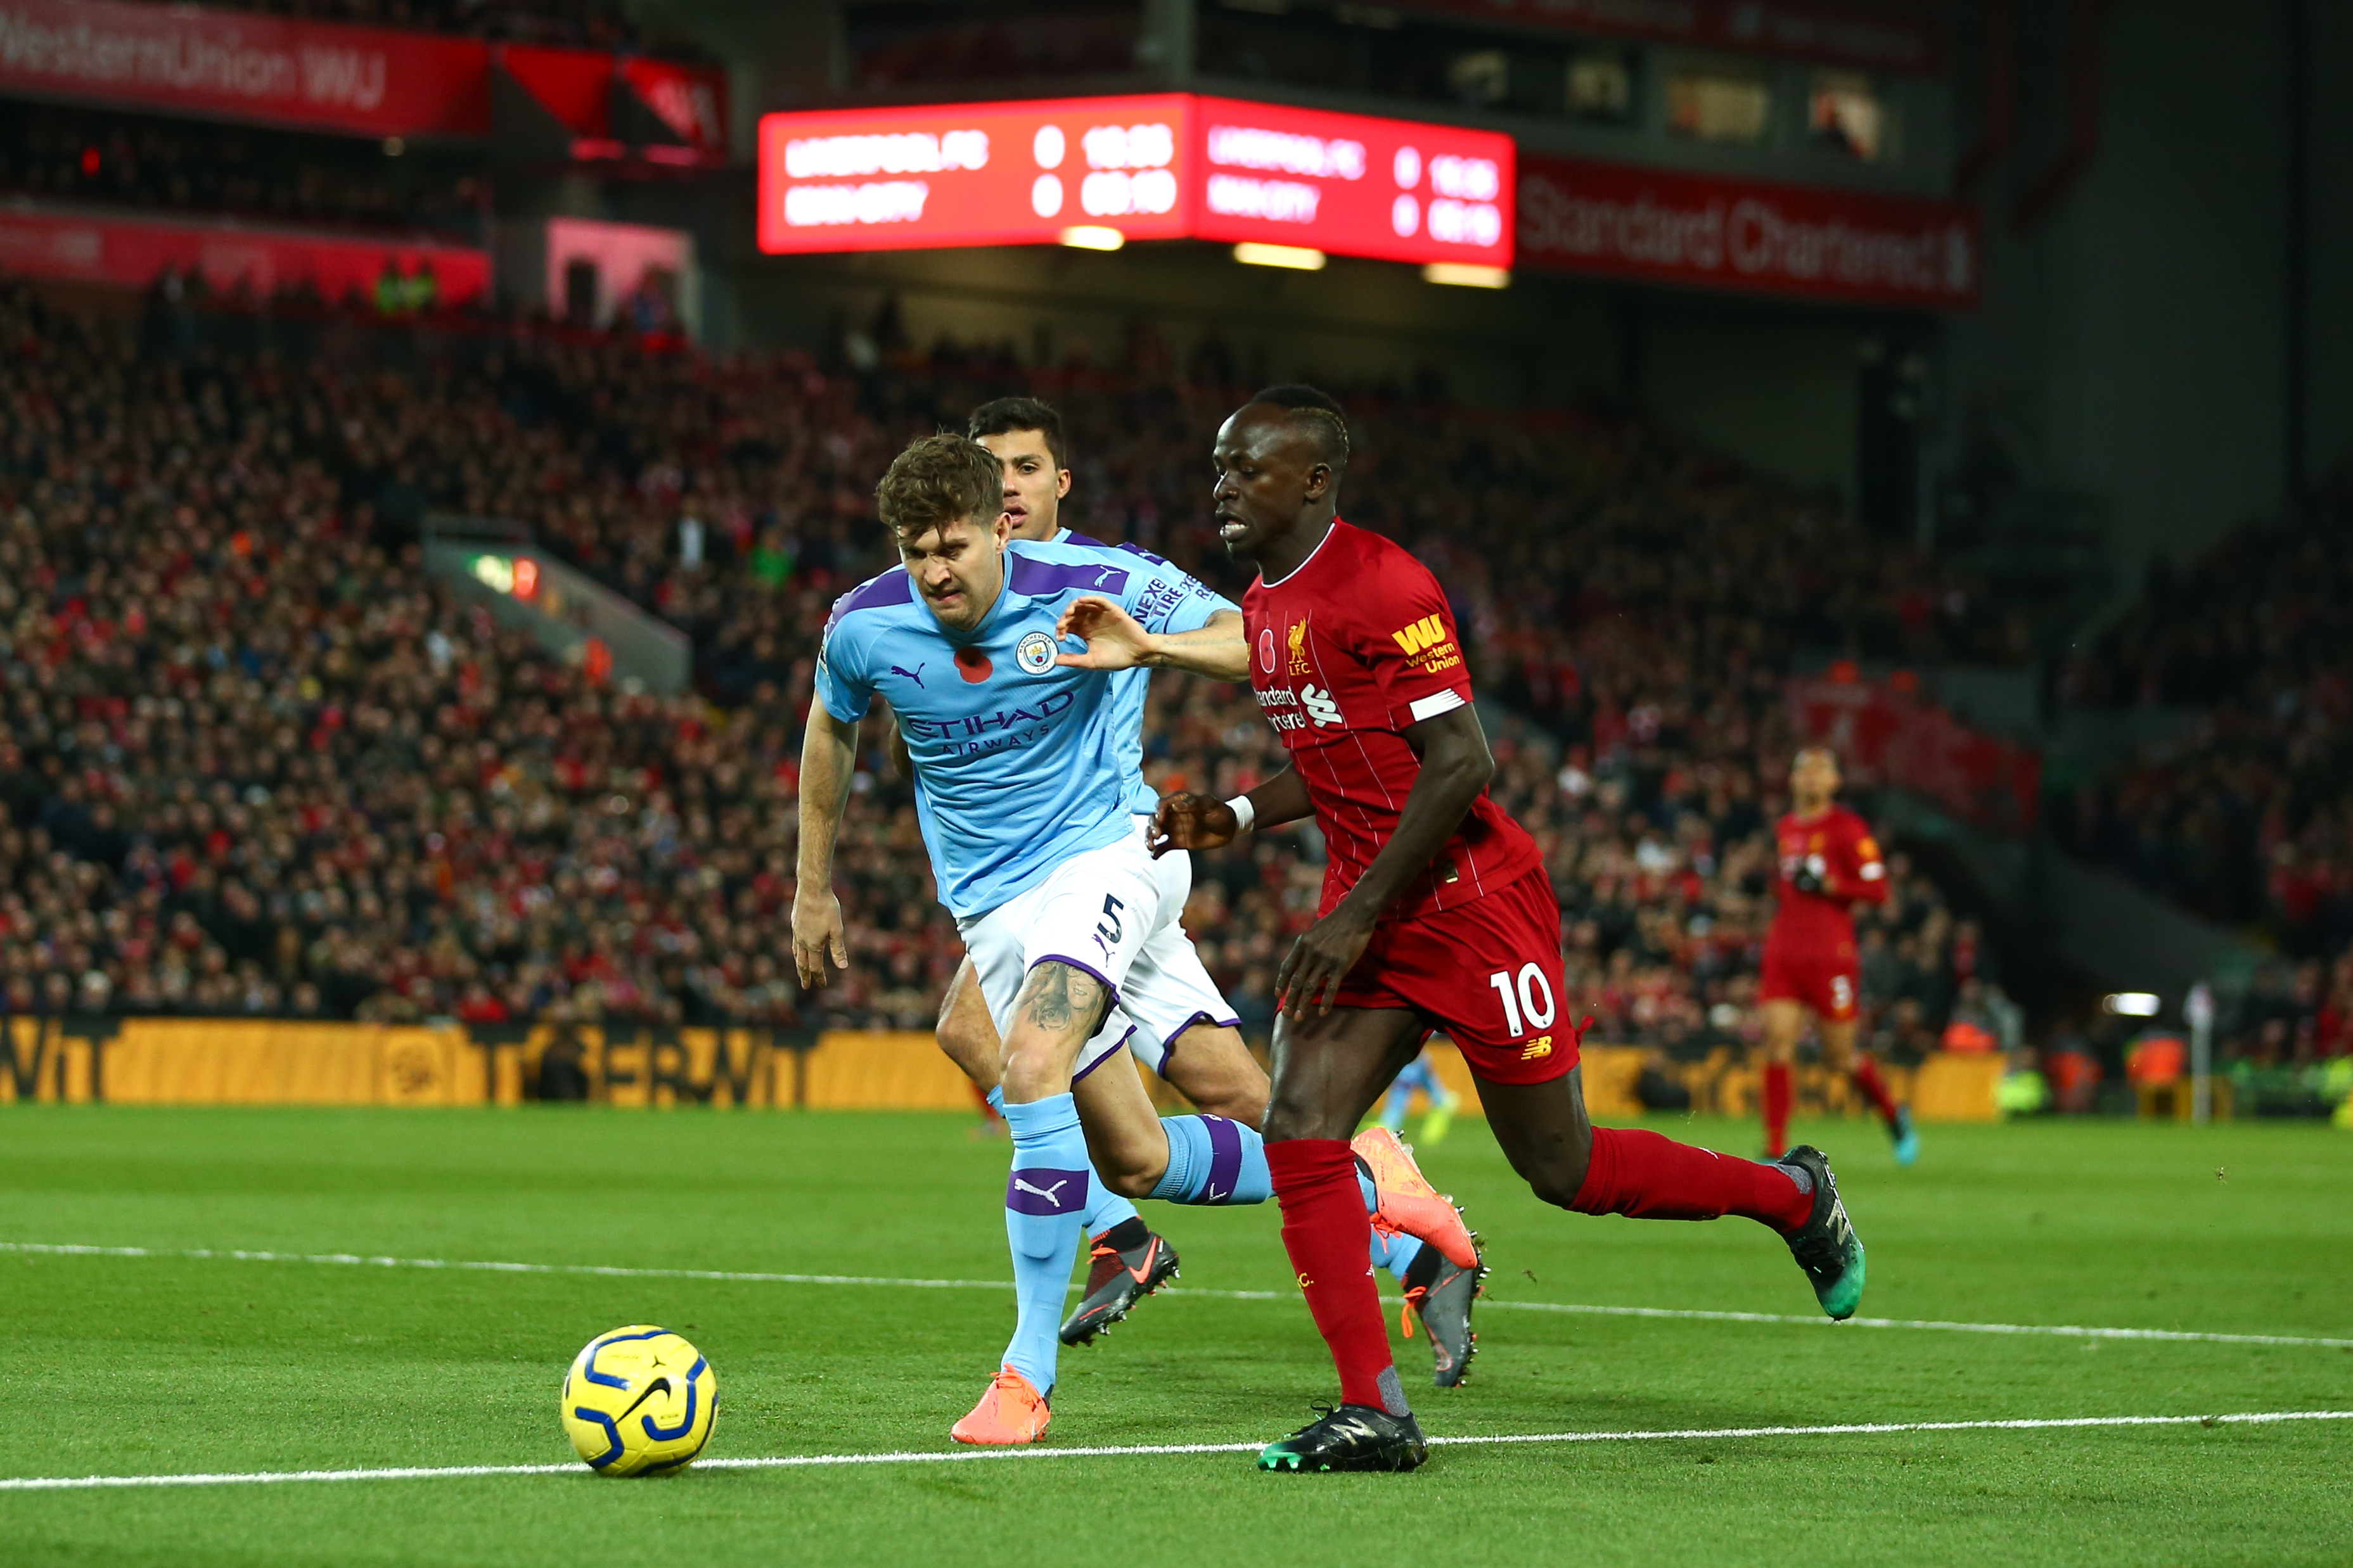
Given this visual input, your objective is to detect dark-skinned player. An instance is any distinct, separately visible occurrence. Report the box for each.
[1053,386,1868,1473]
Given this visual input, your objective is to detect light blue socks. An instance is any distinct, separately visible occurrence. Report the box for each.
[1148,1114,1273,1204]
[990,1086,1139,1239]
[999,1093,1091,1394]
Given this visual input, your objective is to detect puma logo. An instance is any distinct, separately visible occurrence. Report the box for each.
[890,663,926,687]
[1093,567,1119,587]
[1013,1177,1070,1207]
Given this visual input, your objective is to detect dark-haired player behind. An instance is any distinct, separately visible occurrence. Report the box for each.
[931,398,1476,1364]
[1759,746,1918,1164]
[1055,386,1868,1473]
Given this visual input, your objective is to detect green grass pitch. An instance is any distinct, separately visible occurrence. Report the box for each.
[0,1106,2347,1567]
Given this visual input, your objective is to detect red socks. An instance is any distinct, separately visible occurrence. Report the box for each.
[1761,1061,1792,1157]
[1851,1055,1901,1130]
[1571,1127,1813,1233]
[1266,1138,1399,1413]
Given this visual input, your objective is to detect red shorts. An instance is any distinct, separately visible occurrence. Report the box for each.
[1759,940,1860,1022]
[1333,868,1577,1085]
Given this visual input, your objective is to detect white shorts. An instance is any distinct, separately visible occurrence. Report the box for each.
[957,819,1237,1084]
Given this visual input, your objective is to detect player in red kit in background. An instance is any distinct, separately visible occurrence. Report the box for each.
[1759,748,1920,1164]
[1054,386,1869,1475]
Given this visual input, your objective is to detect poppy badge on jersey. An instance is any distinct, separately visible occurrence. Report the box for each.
[1016,630,1058,675]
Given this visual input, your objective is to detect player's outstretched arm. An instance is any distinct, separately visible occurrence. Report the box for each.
[1150,767,1312,857]
[791,706,857,989]
[1054,598,1250,680]
[1277,706,1493,1019]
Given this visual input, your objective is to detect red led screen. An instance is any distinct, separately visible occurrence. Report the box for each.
[757,93,1513,269]
[757,94,1194,255]
[1188,96,1512,269]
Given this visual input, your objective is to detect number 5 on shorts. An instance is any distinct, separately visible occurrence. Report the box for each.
[1487,963,1557,1039]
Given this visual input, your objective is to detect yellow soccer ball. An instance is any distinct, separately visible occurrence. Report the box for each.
[560,1325,717,1477]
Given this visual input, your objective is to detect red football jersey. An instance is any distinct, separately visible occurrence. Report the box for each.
[1766,804,1888,960]
[1243,519,1540,922]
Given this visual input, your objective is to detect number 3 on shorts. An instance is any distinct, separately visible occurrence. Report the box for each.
[1831,974,1854,1014]
[1487,963,1557,1040]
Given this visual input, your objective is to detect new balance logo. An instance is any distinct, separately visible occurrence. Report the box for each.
[1300,685,1342,727]
[1013,1177,1070,1207]
[1520,1035,1553,1061]
[1391,616,1447,655]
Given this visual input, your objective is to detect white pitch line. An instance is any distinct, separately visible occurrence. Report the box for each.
[1,1410,2345,1493]
[1475,1298,2353,1351]
[6,1240,2350,1352]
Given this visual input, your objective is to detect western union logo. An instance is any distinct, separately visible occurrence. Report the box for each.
[1520,1035,1553,1061]
[1392,615,1447,655]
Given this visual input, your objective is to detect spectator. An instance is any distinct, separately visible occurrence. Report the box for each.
[0,271,1989,1046]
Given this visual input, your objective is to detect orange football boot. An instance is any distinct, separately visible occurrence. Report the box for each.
[949,1367,1051,1446]
[1351,1125,1480,1270]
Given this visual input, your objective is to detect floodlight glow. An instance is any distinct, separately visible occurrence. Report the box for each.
[1234,241,1326,270]
[1058,226,1126,251]
[2102,992,2162,1017]
[1424,262,1510,288]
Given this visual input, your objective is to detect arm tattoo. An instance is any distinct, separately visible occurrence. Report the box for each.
[1016,962,1107,1038]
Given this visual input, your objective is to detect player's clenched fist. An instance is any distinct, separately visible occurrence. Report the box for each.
[791,888,850,989]
[1150,791,1238,857]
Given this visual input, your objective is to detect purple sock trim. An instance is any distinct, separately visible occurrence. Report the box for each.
[1070,1027,1136,1085]
[1202,1114,1245,1204]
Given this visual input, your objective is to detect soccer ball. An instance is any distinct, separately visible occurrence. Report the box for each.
[560,1325,717,1477]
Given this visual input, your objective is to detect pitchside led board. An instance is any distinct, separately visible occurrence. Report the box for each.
[755,94,1514,271]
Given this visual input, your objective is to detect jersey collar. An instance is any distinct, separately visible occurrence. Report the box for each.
[1259,519,1338,589]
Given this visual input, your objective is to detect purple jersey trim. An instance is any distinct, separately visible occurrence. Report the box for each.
[1011,555,1129,599]
[824,569,914,633]
[1158,1011,1243,1072]
[1029,954,1120,1017]
[1070,1026,1138,1085]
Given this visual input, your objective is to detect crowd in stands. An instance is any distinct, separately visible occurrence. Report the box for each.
[2048,474,2353,1071]
[0,274,1997,1066]
[2053,483,2353,958]
[0,103,485,241]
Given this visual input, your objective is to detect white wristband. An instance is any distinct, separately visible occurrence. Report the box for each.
[1224,794,1255,833]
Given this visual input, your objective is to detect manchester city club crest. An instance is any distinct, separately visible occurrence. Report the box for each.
[1015,630,1059,675]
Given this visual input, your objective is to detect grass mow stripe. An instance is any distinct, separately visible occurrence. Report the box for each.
[3,1411,2345,1493]
[8,1240,2351,1353]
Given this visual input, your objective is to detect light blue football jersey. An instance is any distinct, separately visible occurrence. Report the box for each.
[1055,528,1159,816]
[817,536,1234,917]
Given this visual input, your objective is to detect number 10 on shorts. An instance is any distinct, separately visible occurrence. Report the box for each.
[1487,963,1556,1039]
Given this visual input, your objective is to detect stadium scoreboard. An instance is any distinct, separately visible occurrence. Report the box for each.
[757,93,1513,271]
